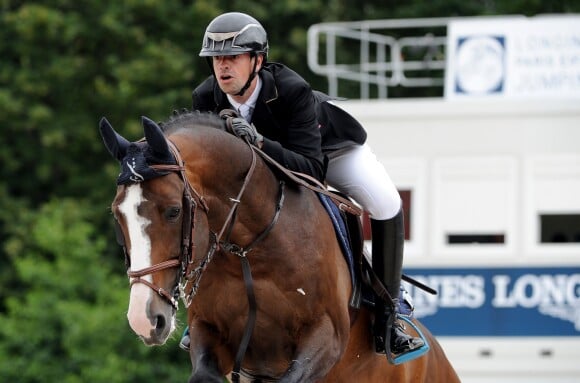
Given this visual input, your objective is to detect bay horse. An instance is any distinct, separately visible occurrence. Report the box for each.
[100,111,460,383]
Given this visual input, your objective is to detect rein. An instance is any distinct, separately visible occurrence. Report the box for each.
[147,138,262,309]
[171,139,261,309]
[164,138,283,383]
[252,146,362,216]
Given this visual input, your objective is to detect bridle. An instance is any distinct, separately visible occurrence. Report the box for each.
[114,134,286,382]
[115,135,269,307]
[112,136,207,311]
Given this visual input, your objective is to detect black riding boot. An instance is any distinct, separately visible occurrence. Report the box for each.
[371,209,425,357]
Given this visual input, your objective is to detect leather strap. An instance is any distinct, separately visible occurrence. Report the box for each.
[222,113,361,216]
[253,147,362,216]
[231,256,257,383]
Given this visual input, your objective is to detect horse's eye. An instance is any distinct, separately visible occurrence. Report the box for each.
[165,206,181,221]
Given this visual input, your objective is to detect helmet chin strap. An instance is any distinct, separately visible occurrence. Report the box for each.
[235,55,259,97]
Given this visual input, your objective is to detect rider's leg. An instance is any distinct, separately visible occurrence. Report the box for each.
[325,144,424,357]
[371,210,424,355]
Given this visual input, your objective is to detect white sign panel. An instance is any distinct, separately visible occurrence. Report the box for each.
[445,16,580,100]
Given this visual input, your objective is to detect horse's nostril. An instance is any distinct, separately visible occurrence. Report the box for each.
[155,314,166,331]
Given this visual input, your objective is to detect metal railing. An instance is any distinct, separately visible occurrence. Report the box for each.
[308,17,532,98]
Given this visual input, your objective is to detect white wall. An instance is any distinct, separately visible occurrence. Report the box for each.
[336,98,580,267]
[336,98,580,157]
[335,98,580,382]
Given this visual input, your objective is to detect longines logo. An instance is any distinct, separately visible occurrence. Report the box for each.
[407,272,580,332]
[493,274,580,330]
[454,35,506,95]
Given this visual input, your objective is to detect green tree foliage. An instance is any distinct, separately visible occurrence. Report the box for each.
[0,199,189,382]
[0,0,578,381]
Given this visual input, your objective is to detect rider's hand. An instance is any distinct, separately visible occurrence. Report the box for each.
[219,109,239,120]
[230,117,264,147]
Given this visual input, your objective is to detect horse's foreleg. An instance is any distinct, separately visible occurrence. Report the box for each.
[188,352,223,383]
[187,323,232,383]
[278,315,348,383]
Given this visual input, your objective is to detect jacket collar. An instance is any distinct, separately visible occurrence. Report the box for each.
[257,68,278,104]
[212,80,230,110]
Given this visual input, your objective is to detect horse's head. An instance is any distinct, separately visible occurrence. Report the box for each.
[100,116,208,345]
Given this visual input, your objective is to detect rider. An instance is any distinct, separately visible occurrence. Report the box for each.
[180,12,425,362]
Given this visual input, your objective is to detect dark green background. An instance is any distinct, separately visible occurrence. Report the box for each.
[1,1,578,381]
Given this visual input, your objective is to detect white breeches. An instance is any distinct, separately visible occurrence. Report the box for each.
[325,144,401,220]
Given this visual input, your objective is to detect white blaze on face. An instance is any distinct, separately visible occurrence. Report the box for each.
[119,184,155,337]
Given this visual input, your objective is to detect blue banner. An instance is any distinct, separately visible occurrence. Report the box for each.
[403,267,580,336]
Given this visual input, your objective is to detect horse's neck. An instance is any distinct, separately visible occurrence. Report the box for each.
[173,128,253,182]
[175,131,279,239]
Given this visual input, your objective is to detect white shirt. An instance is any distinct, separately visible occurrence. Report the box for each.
[226,77,262,122]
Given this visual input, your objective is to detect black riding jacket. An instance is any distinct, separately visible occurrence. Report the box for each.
[192,62,367,182]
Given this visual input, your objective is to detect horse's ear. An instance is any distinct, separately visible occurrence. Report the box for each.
[141,116,171,158]
[99,117,130,162]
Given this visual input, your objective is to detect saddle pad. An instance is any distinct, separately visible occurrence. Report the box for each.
[317,193,357,289]
[318,193,415,318]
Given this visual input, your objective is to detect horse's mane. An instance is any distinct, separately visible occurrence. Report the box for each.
[158,109,227,136]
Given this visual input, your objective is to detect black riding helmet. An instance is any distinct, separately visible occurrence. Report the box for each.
[200,12,268,96]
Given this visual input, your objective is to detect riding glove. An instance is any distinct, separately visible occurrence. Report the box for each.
[230,117,264,147]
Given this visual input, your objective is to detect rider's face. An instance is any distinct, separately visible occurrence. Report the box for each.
[212,53,262,101]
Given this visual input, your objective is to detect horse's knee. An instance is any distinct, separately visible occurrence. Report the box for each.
[188,352,224,383]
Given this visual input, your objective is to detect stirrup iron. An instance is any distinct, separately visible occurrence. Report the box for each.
[386,314,430,365]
